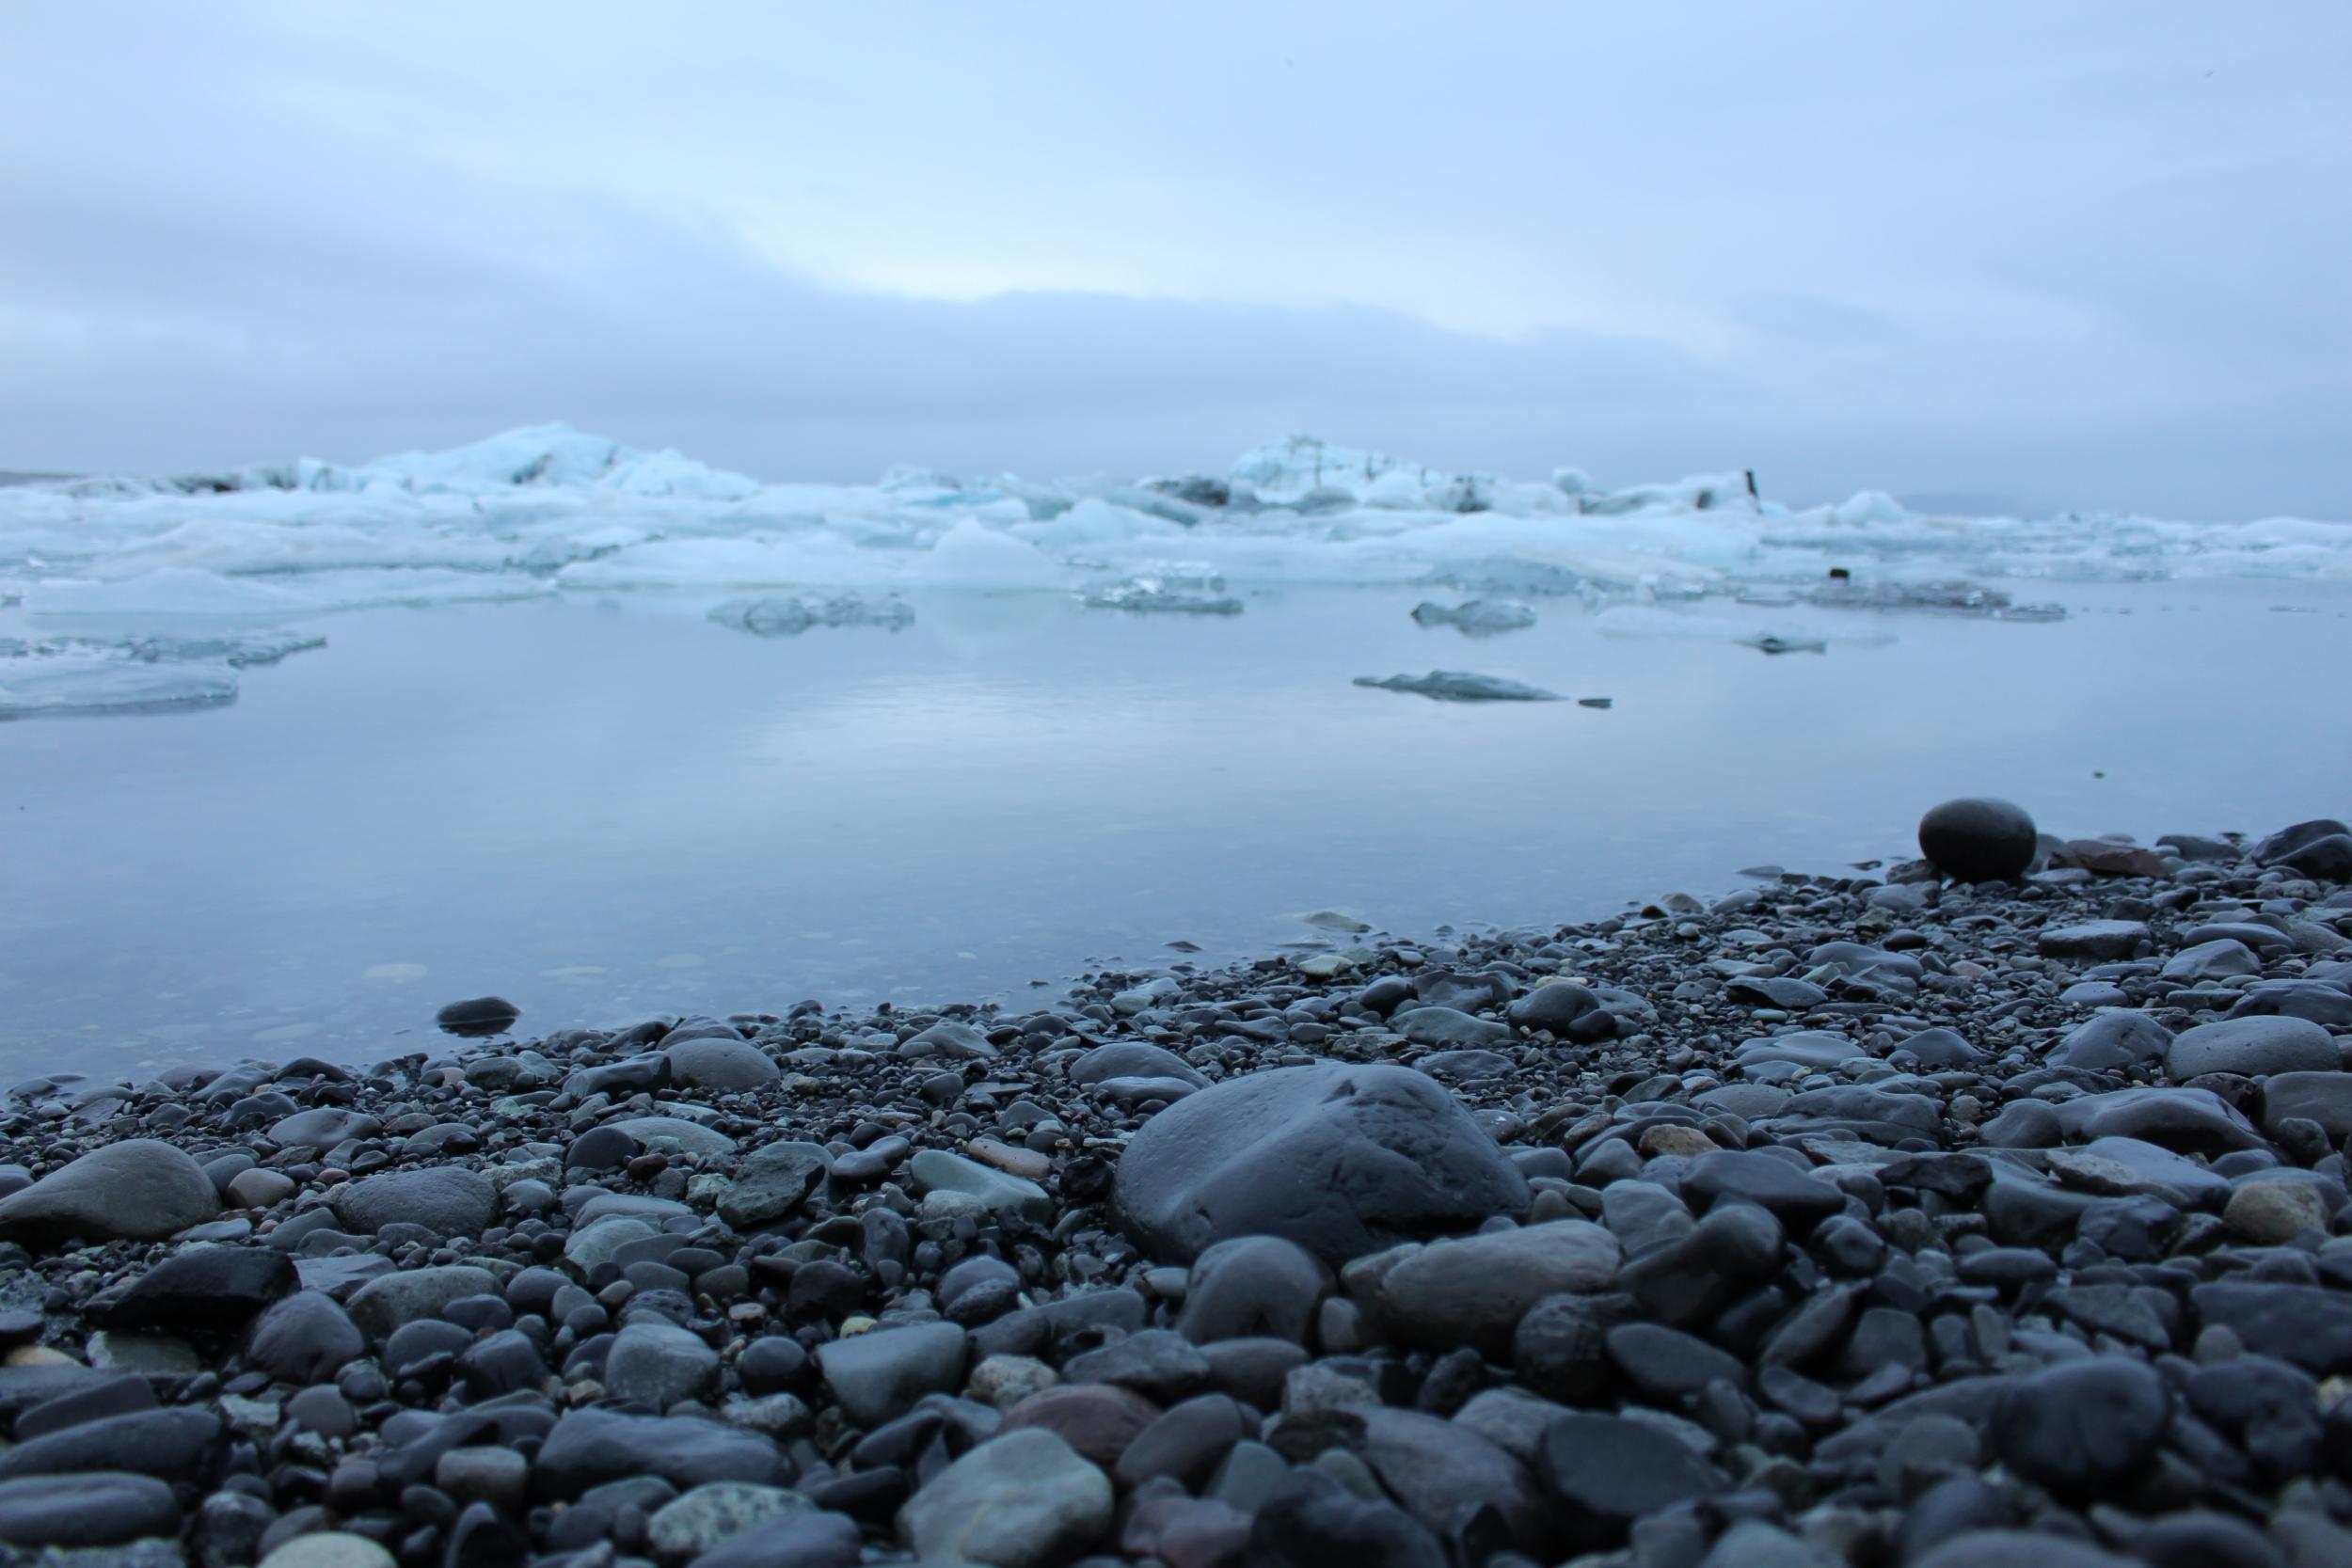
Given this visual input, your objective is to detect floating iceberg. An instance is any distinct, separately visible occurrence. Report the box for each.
[707,594,914,637]
[0,421,2342,657]
[1354,671,1563,703]
[1410,599,1537,635]
[0,658,239,719]
[1081,562,1243,615]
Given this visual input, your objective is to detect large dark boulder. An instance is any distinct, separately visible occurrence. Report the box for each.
[1917,799,2038,883]
[93,1244,294,1335]
[1113,1063,1529,1265]
[2254,819,2352,880]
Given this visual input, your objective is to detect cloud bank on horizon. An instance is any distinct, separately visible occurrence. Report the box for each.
[1,2,2345,520]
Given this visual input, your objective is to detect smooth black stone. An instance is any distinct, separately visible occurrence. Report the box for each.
[94,1244,296,1336]
[1918,798,2038,883]
[0,1407,222,1485]
[1537,1411,1725,1541]
[436,996,521,1037]
[1988,1358,2168,1494]
[0,1471,180,1547]
[1248,1475,1448,1568]
[13,1373,156,1442]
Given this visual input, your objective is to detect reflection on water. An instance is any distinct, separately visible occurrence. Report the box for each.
[1,582,2346,1077]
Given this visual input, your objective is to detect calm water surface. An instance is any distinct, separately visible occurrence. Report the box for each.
[3,581,2347,1078]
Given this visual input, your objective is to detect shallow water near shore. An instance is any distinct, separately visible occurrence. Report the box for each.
[2,578,2347,1080]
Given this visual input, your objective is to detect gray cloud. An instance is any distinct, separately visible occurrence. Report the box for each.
[1,2,2345,518]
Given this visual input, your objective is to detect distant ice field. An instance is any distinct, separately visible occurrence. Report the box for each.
[1,427,2345,1077]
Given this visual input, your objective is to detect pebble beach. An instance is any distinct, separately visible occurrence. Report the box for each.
[3,804,2351,1568]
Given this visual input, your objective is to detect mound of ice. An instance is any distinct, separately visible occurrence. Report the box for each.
[135,423,766,501]
[3,422,2344,667]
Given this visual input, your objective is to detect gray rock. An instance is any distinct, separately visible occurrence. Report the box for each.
[605,1319,719,1408]
[335,1167,496,1238]
[909,1148,1051,1222]
[606,1116,739,1156]
[1917,798,2037,882]
[644,1481,809,1560]
[1178,1235,1329,1345]
[897,1428,1113,1568]
[663,1036,780,1091]
[2262,1071,2352,1140]
[0,1140,219,1244]
[0,1471,180,1547]
[1248,1478,1447,1568]
[1537,1411,1724,1540]
[1911,1531,2137,1568]
[1989,1358,2169,1493]
[98,1243,294,1335]
[266,1108,381,1149]
[2255,818,2352,873]
[345,1265,497,1342]
[2166,1016,2340,1083]
[816,1323,968,1428]
[1505,982,1599,1034]
[719,1141,832,1227]
[1069,1042,1206,1087]
[1357,1405,1543,1546]
[2232,981,2352,1027]
[244,1290,364,1383]
[532,1407,781,1500]
[2037,921,2149,961]
[1681,1148,1844,1231]
[0,1407,221,1485]
[1114,1063,1531,1265]
[2162,939,2263,982]
[2048,1011,2173,1071]
[1391,1006,1512,1048]
[688,1510,863,1568]
[898,1020,998,1060]
[2051,1085,2266,1155]
[1370,1220,1620,1356]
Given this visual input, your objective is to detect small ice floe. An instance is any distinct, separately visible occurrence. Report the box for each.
[1353,671,1562,703]
[1409,598,1537,635]
[1419,559,1592,597]
[1806,578,2065,620]
[707,594,914,636]
[1081,562,1242,614]
[0,627,327,719]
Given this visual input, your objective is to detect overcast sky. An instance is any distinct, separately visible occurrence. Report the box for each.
[3,4,2345,516]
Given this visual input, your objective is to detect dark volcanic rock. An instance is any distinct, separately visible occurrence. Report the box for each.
[94,1243,294,1335]
[1538,1411,1725,1544]
[436,995,520,1036]
[0,1471,180,1547]
[1989,1359,2169,1494]
[1113,1063,1530,1265]
[1917,798,2038,882]
[533,1408,781,1499]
